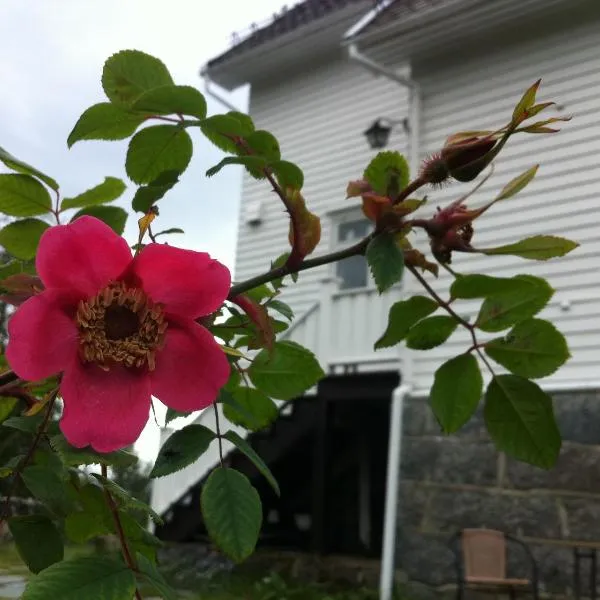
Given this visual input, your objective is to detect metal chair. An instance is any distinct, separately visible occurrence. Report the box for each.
[449,528,539,600]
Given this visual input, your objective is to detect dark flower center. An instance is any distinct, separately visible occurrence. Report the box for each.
[104,305,140,340]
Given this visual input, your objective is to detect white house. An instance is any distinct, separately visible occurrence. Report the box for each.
[152,1,600,596]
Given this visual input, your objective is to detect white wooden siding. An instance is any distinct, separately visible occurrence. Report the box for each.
[400,16,600,392]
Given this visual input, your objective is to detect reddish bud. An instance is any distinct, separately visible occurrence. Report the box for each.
[440,136,498,183]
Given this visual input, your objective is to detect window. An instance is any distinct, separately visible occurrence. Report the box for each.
[331,211,372,290]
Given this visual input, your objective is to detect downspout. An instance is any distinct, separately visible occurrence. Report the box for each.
[199,66,242,112]
[347,42,422,600]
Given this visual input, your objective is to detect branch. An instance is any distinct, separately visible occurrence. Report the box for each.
[100,464,143,600]
[228,234,373,299]
[392,175,427,205]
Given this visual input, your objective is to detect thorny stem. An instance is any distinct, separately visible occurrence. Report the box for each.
[101,464,143,600]
[0,388,59,524]
[228,235,373,299]
[213,404,224,468]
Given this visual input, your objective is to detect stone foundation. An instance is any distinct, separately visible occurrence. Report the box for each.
[398,390,600,597]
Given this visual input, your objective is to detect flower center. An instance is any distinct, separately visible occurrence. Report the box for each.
[76,281,167,371]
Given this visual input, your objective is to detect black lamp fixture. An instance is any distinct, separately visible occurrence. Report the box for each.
[364,117,410,149]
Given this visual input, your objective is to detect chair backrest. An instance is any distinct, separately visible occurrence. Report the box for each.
[461,528,507,580]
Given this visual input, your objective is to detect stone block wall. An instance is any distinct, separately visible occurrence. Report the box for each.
[397,390,600,596]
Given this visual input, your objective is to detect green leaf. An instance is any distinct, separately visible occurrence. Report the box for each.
[245,130,280,162]
[164,407,192,425]
[8,515,64,574]
[512,79,540,123]
[3,414,43,433]
[481,235,579,260]
[21,465,76,515]
[206,156,267,179]
[67,102,146,147]
[199,114,254,153]
[405,315,459,350]
[131,170,180,213]
[102,50,173,105]
[150,424,215,478]
[248,340,325,401]
[484,318,570,378]
[60,177,126,210]
[495,165,538,201]
[154,227,184,238]
[71,205,127,235]
[374,296,438,349]
[363,151,409,195]
[450,274,535,299]
[0,259,30,281]
[22,556,136,600]
[132,84,206,119]
[271,160,304,190]
[484,374,561,468]
[64,511,111,543]
[223,430,280,496]
[0,218,50,260]
[268,299,294,321]
[0,397,17,423]
[430,354,483,433]
[366,232,404,293]
[476,274,553,332]
[224,386,278,431]
[126,125,193,185]
[49,434,138,467]
[201,467,262,563]
[0,174,52,216]
[136,554,177,600]
[0,145,58,191]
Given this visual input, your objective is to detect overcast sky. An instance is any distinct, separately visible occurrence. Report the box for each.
[0,0,288,461]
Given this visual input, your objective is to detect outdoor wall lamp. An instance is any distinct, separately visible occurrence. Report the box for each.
[364,117,410,149]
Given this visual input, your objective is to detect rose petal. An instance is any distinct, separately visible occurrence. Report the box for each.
[60,361,151,453]
[131,244,231,319]
[6,290,79,381]
[151,320,230,412]
[37,216,132,297]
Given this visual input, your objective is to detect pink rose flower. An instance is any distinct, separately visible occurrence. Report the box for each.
[6,216,231,452]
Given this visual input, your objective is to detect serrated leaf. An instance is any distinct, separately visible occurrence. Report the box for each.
[0,218,49,259]
[481,235,579,260]
[3,413,43,433]
[485,318,570,378]
[375,296,438,349]
[246,130,280,162]
[136,554,177,600]
[224,386,278,431]
[476,274,553,332]
[150,423,215,478]
[102,49,173,105]
[268,299,294,321]
[0,145,59,191]
[22,555,136,600]
[200,114,254,153]
[8,515,64,574]
[248,340,325,401]
[64,511,111,543]
[0,174,52,216]
[21,465,76,515]
[67,103,147,147]
[206,155,267,179]
[363,151,409,196]
[495,165,538,201]
[49,434,138,467]
[366,232,404,293]
[430,354,483,433]
[131,170,180,213]
[201,467,262,562]
[484,375,560,468]
[61,177,126,210]
[71,205,127,235]
[126,125,192,185]
[132,84,206,119]
[0,397,17,423]
[271,160,304,190]
[450,274,535,299]
[405,315,458,350]
[224,430,280,496]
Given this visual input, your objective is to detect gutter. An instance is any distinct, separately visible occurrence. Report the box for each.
[199,66,242,112]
